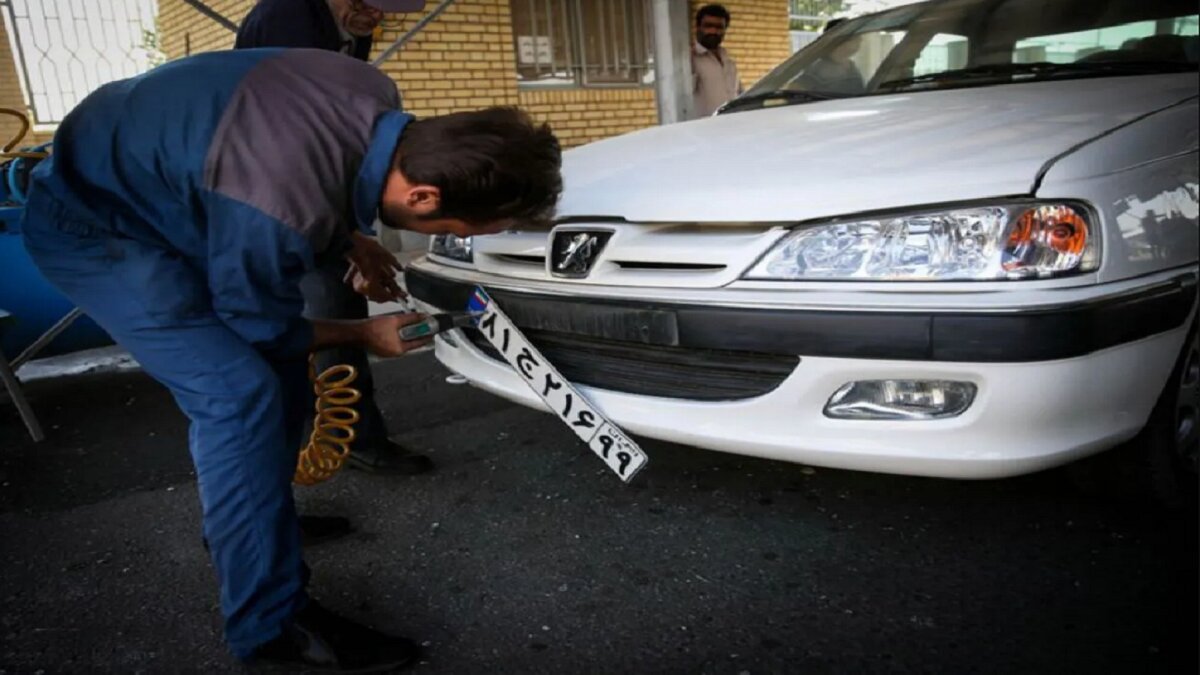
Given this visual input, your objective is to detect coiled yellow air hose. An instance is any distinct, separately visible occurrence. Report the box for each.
[294,355,362,486]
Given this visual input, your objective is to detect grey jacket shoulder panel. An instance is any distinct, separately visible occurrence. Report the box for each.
[204,49,401,253]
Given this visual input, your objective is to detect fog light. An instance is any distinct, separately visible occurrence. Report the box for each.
[824,380,976,420]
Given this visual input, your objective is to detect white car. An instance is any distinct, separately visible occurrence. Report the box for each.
[408,0,1199,500]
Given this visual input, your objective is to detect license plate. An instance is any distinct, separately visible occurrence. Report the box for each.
[467,287,649,482]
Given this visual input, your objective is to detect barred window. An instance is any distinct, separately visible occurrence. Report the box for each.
[2,0,160,126]
[509,0,654,87]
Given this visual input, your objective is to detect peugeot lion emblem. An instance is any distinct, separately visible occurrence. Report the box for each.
[550,230,612,278]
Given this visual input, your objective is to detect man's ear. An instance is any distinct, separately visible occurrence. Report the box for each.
[406,185,441,216]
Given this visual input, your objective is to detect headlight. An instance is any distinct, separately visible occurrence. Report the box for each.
[429,234,473,263]
[745,203,1098,281]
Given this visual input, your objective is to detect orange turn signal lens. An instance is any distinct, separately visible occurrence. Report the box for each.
[1002,204,1093,276]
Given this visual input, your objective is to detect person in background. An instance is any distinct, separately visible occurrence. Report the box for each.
[236,0,438,488]
[691,4,743,118]
[236,0,425,58]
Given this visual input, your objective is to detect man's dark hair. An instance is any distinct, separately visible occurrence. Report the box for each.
[395,107,562,227]
[696,4,731,27]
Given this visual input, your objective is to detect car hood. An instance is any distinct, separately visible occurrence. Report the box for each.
[556,74,1199,223]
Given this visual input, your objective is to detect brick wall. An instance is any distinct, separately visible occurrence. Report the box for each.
[0,16,53,149]
[151,1,789,148]
[690,0,792,89]
[157,0,251,59]
[373,0,519,118]
[370,0,657,147]
[519,88,657,147]
[154,0,665,148]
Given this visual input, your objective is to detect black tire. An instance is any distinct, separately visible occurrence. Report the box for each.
[1069,317,1199,510]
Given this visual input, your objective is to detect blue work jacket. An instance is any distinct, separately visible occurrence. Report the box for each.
[23,48,411,358]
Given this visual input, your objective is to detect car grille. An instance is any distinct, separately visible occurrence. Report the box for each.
[462,328,798,401]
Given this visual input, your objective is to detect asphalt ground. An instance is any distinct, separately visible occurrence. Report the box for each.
[1,352,1197,674]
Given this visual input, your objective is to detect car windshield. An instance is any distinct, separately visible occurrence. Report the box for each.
[723,0,1199,113]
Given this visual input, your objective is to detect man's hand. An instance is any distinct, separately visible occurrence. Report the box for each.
[360,313,432,357]
[345,231,405,302]
[349,267,406,303]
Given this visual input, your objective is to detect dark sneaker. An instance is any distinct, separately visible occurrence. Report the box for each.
[246,601,420,673]
[298,515,355,547]
[347,440,434,476]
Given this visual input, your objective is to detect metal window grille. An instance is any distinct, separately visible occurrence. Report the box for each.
[510,0,654,87]
[1,0,159,126]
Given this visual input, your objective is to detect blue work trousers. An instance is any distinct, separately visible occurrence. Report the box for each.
[21,214,310,659]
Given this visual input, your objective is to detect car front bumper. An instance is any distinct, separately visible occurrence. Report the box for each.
[406,264,1198,479]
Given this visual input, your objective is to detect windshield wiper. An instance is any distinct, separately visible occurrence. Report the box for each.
[719,89,842,113]
[878,60,1197,91]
